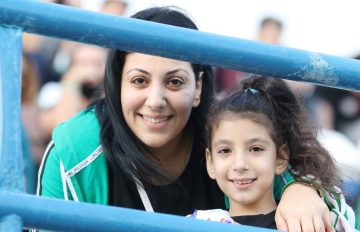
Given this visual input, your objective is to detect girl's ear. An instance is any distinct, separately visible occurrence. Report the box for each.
[193,72,203,108]
[205,148,216,180]
[275,144,289,175]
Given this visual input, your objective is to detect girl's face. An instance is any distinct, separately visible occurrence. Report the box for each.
[121,53,202,150]
[206,117,288,216]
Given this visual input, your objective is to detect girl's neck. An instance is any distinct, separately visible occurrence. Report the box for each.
[229,192,277,217]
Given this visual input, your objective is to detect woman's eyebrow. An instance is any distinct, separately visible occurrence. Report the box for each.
[165,68,190,76]
[126,68,150,75]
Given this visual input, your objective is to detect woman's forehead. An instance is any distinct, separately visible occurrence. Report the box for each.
[124,53,192,69]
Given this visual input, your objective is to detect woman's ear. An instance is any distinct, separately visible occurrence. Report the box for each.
[275,144,289,175]
[193,72,203,107]
[205,148,216,180]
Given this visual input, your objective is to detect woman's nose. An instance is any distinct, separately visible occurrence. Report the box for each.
[145,85,166,110]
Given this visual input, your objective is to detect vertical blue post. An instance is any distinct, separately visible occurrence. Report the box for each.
[0,215,23,232]
[0,26,24,231]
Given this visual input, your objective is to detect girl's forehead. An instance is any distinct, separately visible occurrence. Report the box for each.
[211,117,275,144]
[212,111,275,135]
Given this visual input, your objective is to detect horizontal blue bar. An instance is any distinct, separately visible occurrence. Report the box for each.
[0,192,275,232]
[0,0,359,91]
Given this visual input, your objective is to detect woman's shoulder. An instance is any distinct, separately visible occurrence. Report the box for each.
[51,109,102,163]
[53,109,100,140]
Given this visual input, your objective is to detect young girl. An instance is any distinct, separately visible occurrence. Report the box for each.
[190,76,356,231]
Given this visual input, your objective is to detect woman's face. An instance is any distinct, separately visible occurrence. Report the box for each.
[121,53,202,149]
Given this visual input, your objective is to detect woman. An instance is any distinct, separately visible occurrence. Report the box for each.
[38,7,346,231]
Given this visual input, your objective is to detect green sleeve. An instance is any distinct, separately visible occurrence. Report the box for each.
[273,167,296,201]
[40,144,67,199]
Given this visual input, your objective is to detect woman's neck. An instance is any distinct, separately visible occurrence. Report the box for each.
[146,131,192,182]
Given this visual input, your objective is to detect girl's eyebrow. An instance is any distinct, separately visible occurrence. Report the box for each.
[212,138,270,147]
[126,68,150,75]
[247,138,270,144]
[213,139,233,147]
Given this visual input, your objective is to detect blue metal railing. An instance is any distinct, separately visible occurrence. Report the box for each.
[1,0,360,91]
[0,0,359,231]
[0,192,271,232]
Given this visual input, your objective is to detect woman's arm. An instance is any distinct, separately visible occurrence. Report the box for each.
[274,167,357,231]
[276,183,333,232]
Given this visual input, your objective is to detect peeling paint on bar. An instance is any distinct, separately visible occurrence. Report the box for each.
[302,53,338,86]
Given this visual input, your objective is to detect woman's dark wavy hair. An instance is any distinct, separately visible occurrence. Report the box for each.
[93,7,214,184]
[205,76,340,192]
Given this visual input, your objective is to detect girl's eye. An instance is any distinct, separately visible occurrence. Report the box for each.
[218,148,232,154]
[249,146,264,152]
[168,78,184,88]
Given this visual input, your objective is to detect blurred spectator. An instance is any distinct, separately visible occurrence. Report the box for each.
[314,86,360,139]
[38,44,107,139]
[22,0,84,86]
[22,33,61,85]
[100,0,128,16]
[256,16,283,45]
[21,55,46,165]
[214,68,248,99]
[21,54,46,193]
[214,16,283,99]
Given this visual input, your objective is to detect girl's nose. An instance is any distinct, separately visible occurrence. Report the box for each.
[145,85,166,110]
[232,152,249,172]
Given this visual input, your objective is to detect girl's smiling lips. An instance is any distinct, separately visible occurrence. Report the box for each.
[231,177,257,189]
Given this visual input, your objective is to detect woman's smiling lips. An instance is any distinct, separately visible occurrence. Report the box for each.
[140,114,172,129]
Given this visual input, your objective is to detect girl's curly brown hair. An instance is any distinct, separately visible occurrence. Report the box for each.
[206,76,341,193]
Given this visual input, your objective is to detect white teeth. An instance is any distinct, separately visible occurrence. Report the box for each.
[234,179,254,185]
[143,116,169,124]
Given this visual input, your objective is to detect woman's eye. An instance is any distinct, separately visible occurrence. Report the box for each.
[249,146,264,152]
[168,78,184,87]
[131,77,147,86]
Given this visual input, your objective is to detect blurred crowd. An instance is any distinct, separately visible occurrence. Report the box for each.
[20,0,359,214]
[21,0,127,193]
